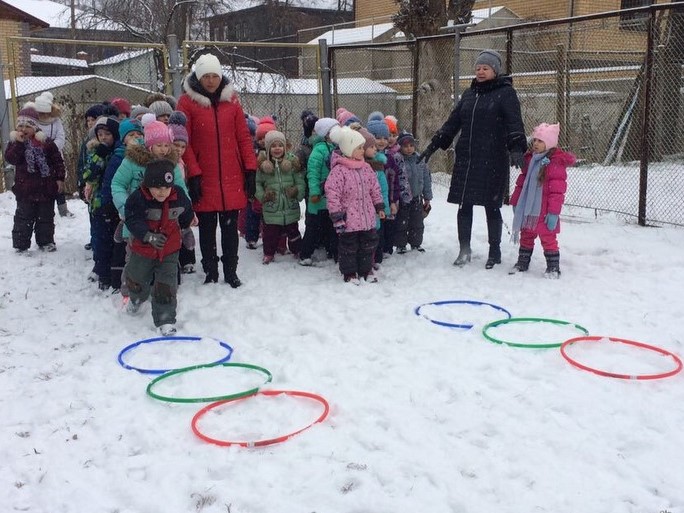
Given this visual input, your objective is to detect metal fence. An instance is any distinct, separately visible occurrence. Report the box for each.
[330,4,684,227]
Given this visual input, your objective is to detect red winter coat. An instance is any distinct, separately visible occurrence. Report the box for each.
[176,74,257,213]
[510,148,575,236]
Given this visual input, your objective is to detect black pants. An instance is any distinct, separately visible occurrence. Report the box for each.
[374,220,385,264]
[300,210,337,260]
[394,198,425,249]
[92,212,119,284]
[457,204,502,246]
[12,198,55,250]
[197,210,239,277]
[338,229,379,277]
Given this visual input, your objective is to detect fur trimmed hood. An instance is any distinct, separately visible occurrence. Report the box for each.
[124,143,179,167]
[181,73,236,107]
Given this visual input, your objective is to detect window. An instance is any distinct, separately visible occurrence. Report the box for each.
[620,0,651,31]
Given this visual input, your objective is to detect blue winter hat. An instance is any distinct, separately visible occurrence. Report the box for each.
[366,111,390,139]
[85,103,105,120]
[119,118,143,141]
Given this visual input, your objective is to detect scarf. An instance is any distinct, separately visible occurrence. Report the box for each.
[511,152,547,244]
[25,139,51,178]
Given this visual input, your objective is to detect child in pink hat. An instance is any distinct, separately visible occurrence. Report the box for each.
[509,123,575,278]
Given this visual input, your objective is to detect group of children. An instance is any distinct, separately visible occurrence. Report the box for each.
[6,89,572,331]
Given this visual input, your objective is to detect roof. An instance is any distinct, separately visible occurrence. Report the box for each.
[0,0,49,28]
[4,75,152,99]
[31,54,89,68]
[90,49,154,66]
[308,22,402,45]
[2,0,126,30]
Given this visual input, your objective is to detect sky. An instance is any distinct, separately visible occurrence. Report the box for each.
[1,176,683,513]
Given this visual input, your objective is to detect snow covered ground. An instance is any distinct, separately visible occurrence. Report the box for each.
[1,181,682,513]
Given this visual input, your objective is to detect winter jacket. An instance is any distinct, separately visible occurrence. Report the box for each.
[5,136,65,202]
[510,148,574,236]
[125,185,193,261]
[367,156,390,230]
[176,73,257,213]
[383,146,402,205]
[111,144,188,239]
[432,75,527,207]
[37,117,66,153]
[83,138,118,213]
[255,151,306,226]
[395,151,433,203]
[100,141,125,213]
[326,151,385,233]
[305,135,336,214]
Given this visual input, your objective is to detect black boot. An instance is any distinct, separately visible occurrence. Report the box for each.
[509,247,533,274]
[544,251,561,279]
[454,206,473,267]
[453,244,472,266]
[202,257,219,284]
[485,215,502,269]
[222,255,242,288]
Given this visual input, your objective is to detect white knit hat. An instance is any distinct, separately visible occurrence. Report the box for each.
[194,54,222,79]
[313,117,339,138]
[330,126,365,158]
[34,92,54,113]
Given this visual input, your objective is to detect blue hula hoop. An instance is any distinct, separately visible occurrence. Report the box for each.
[414,300,512,330]
[117,336,234,374]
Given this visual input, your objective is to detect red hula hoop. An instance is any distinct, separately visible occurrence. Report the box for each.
[191,390,330,447]
[561,336,683,380]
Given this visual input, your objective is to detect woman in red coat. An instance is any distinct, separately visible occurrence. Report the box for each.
[176,53,258,287]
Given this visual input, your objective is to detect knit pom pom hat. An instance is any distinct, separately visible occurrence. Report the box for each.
[144,120,173,149]
[85,103,106,120]
[367,111,390,139]
[111,97,132,117]
[330,125,365,158]
[149,100,173,119]
[34,92,54,113]
[336,107,360,127]
[169,123,189,144]
[358,128,376,151]
[255,116,277,141]
[130,105,152,120]
[313,117,339,138]
[118,118,143,141]
[384,115,398,136]
[168,110,187,127]
[532,122,560,150]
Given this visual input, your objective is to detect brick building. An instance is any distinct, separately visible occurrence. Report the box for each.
[0,0,48,79]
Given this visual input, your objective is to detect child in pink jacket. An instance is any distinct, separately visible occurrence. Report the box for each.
[509,123,575,278]
[326,126,386,283]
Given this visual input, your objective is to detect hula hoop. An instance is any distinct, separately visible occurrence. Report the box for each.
[191,390,330,448]
[117,336,233,374]
[482,317,589,349]
[414,300,512,330]
[146,362,273,403]
[561,336,683,380]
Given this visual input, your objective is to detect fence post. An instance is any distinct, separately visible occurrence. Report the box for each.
[638,12,655,226]
[453,26,462,105]
[167,34,182,99]
[0,61,11,153]
[318,39,332,118]
[555,44,568,148]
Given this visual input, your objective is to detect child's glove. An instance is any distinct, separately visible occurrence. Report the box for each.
[545,214,559,231]
[188,175,202,203]
[422,201,432,218]
[244,171,256,198]
[509,151,524,169]
[114,220,125,243]
[285,185,298,199]
[333,219,346,234]
[94,143,111,158]
[309,194,321,204]
[144,232,167,249]
[262,190,276,202]
[182,228,195,250]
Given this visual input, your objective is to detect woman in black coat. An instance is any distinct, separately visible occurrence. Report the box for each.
[421,50,527,268]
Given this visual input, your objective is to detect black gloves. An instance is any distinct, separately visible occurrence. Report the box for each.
[100,202,119,219]
[244,171,256,199]
[144,232,168,249]
[188,175,202,203]
[510,151,524,169]
[418,142,438,164]
[95,143,111,158]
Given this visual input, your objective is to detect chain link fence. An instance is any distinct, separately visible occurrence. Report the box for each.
[330,4,684,226]
[2,37,167,194]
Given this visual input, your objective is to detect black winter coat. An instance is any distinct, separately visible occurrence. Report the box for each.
[432,76,527,207]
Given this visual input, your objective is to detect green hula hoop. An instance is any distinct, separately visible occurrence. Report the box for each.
[146,362,273,403]
[482,317,589,349]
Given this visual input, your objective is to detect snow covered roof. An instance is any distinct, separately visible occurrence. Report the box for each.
[3,0,127,30]
[4,75,151,99]
[90,49,154,67]
[31,54,89,68]
[307,23,403,45]
[216,0,352,13]
[471,6,504,23]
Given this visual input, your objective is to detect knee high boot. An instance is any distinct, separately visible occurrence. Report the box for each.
[485,216,502,269]
[454,206,472,266]
[222,255,241,288]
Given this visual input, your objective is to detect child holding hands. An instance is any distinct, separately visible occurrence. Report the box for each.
[509,123,575,278]
[326,126,386,283]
